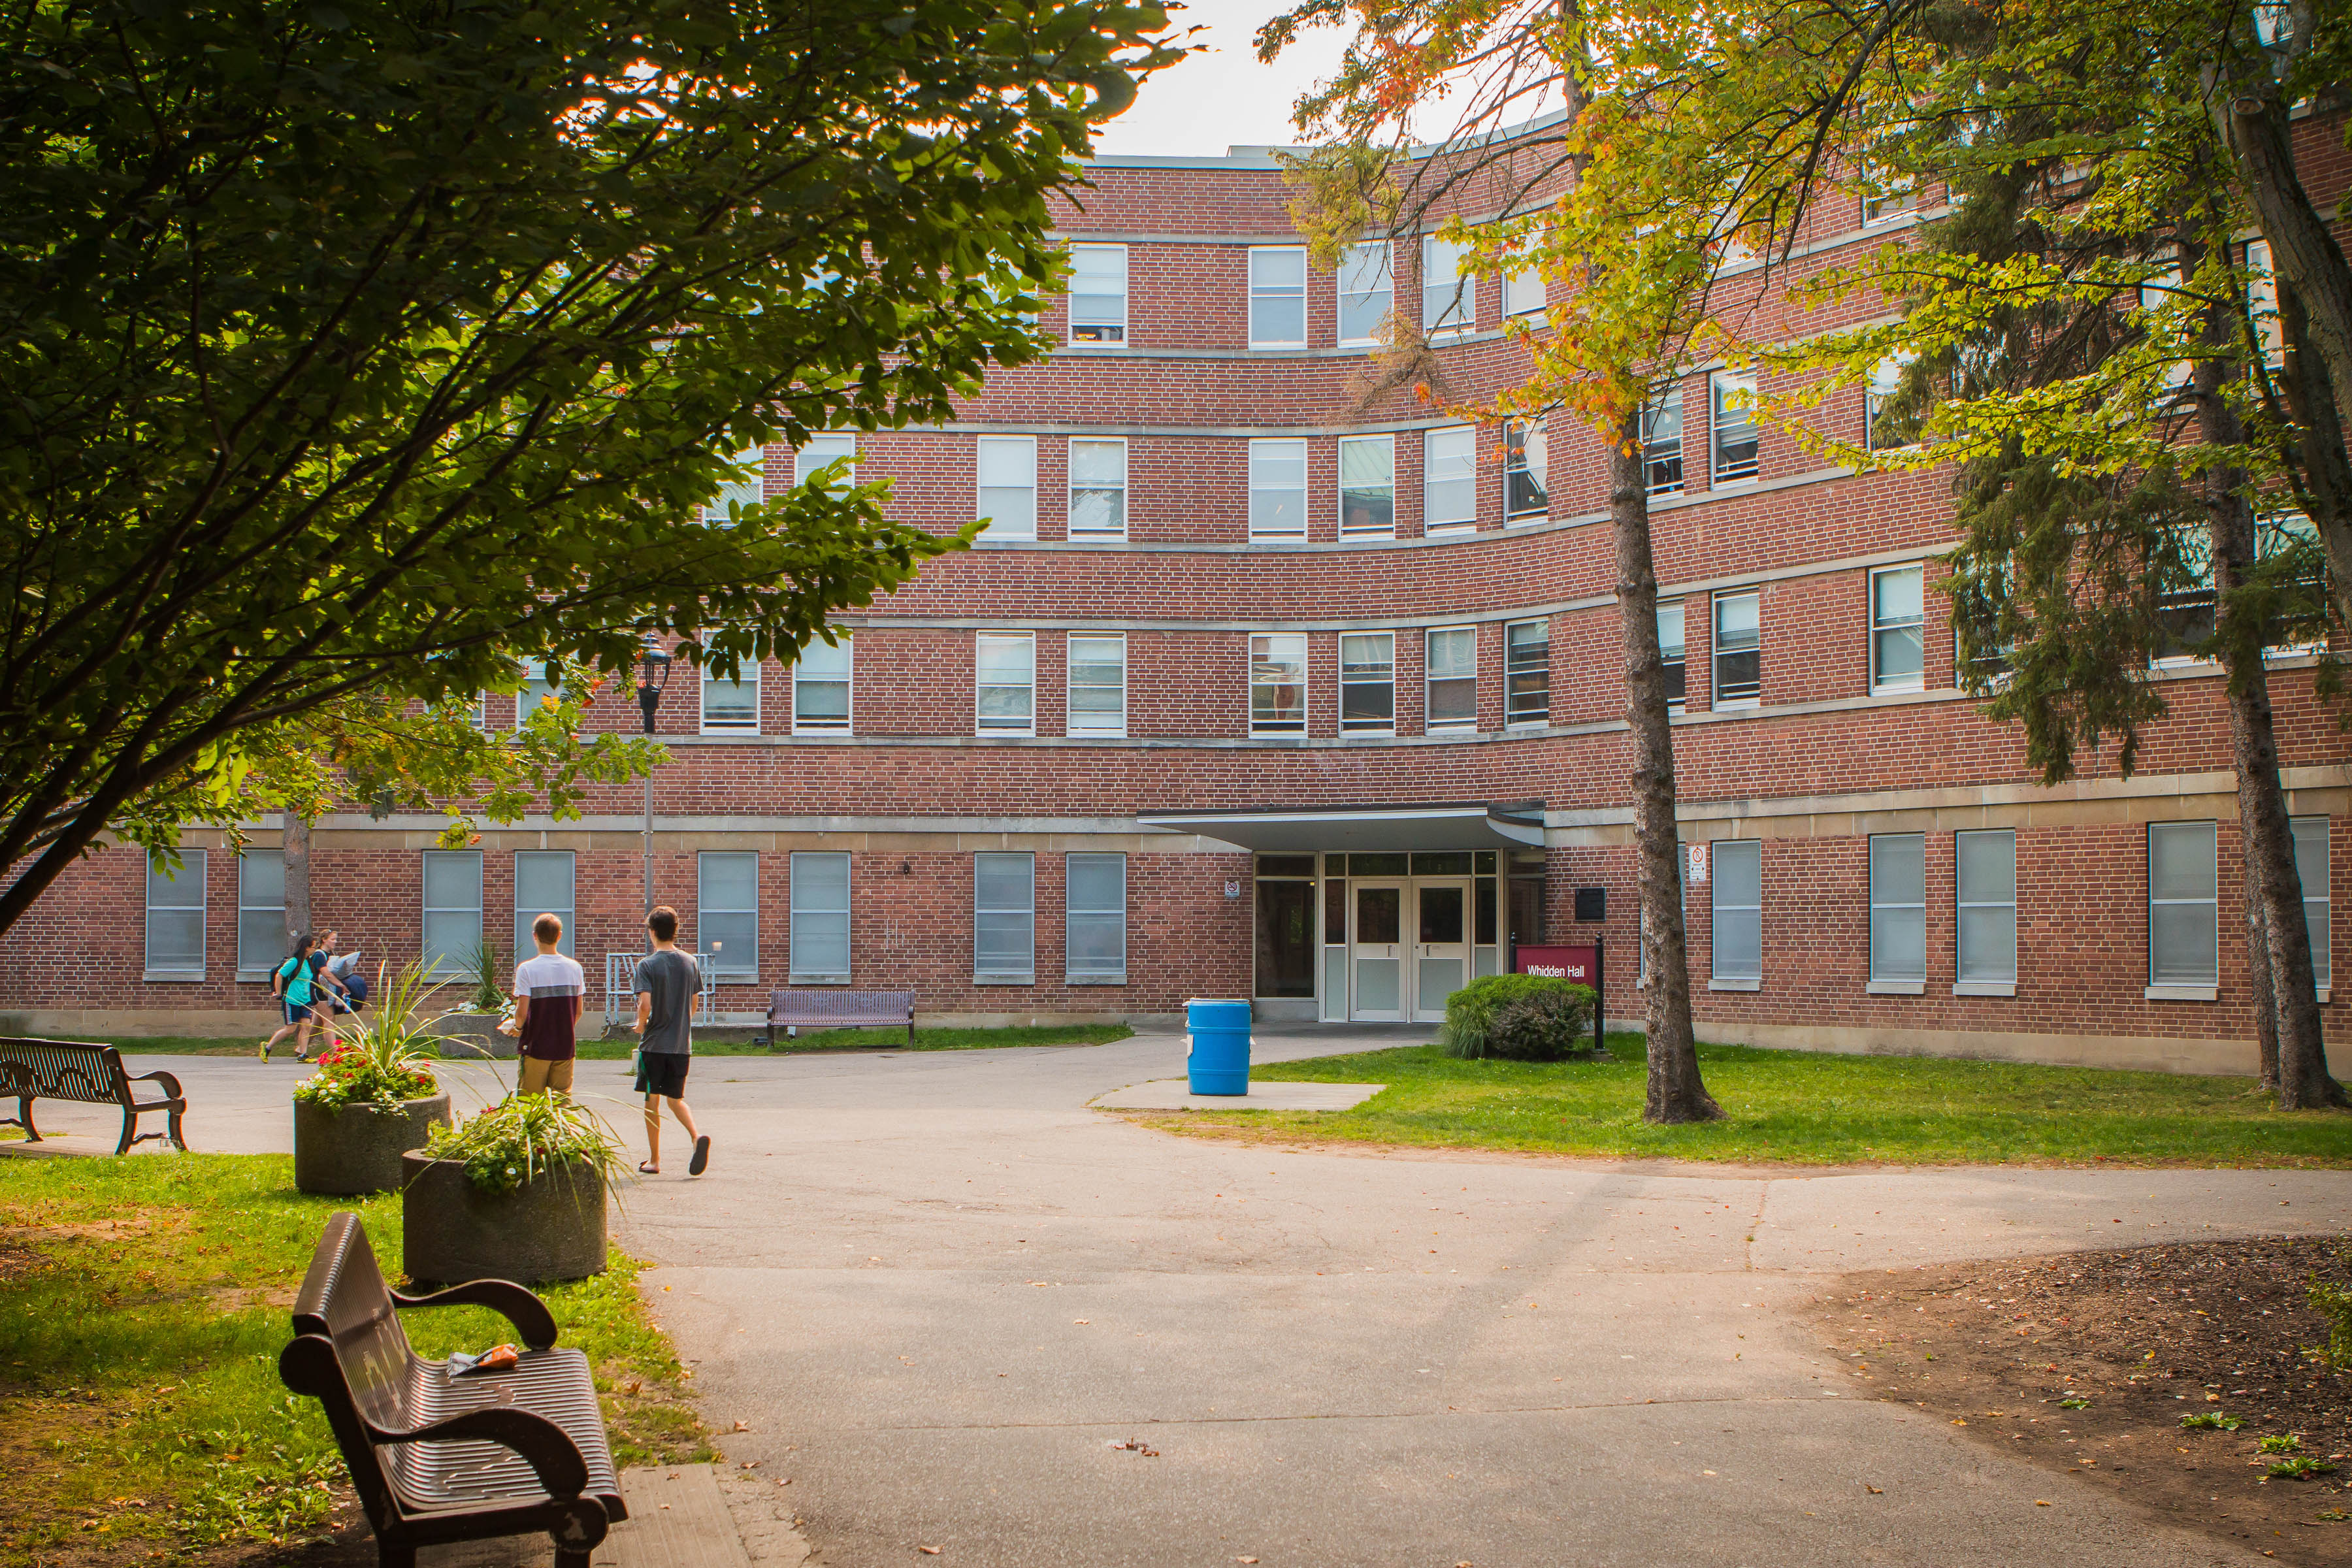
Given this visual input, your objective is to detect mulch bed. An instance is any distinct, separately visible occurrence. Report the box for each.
[1809,1235,2352,1565]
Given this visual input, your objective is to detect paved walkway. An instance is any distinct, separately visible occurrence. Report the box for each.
[31,1028,2352,1565]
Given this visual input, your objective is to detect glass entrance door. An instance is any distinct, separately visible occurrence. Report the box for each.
[1350,882,1405,1021]
[1412,881,1470,1021]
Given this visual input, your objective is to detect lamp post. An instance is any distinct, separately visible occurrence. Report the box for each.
[636,639,672,913]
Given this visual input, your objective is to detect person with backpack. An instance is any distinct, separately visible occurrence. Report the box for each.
[259,933,330,1062]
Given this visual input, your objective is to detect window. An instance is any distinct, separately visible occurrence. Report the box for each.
[1712,590,1761,707]
[145,850,206,977]
[1255,855,1317,998]
[701,655,760,732]
[1068,438,1128,538]
[789,851,850,983]
[1871,565,1926,694]
[1868,833,1927,985]
[1338,434,1395,538]
[516,661,558,730]
[1503,260,1545,319]
[1337,242,1394,344]
[1862,159,1917,225]
[1339,632,1395,733]
[2293,817,2331,994]
[2152,527,2215,663]
[1249,245,1307,347]
[238,849,284,976]
[1067,633,1126,736]
[1659,602,1688,712]
[976,435,1037,540]
[2140,256,2194,397]
[975,632,1036,735]
[2148,821,2219,991]
[2246,238,2283,367]
[1711,370,1759,483]
[1955,828,2017,990]
[1505,418,1548,519]
[792,636,851,733]
[1710,840,1762,984]
[1248,438,1307,539]
[1424,426,1477,531]
[1505,619,1550,726]
[420,850,483,976]
[1065,853,1128,982]
[1068,243,1128,344]
[1865,353,1918,449]
[793,433,856,487]
[1644,387,1685,497]
[514,850,574,960]
[1426,627,1477,730]
[973,851,1035,982]
[1250,632,1307,734]
[698,851,759,980]
[704,443,766,523]
[1422,235,1473,333]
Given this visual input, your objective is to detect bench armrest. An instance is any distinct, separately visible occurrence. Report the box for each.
[390,1280,559,1350]
[372,1406,591,1499]
[127,1068,184,1100]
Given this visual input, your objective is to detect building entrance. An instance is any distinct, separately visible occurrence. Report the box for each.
[1345,876,1471,1022]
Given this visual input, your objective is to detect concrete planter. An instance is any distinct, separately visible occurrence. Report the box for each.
[432,1011,512,1059]
[399,1152,607,1285]
[292,1094,452,1196]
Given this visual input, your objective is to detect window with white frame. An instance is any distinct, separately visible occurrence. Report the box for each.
[1422,235,1472,333]
[1339,632,1395,733]
[1712,589,1761,707]
[238,849,284,976]
[1871,564,1926,694]
[1659,601,1688,712]
[1861,158,1917,225]
[975,632,1036,734]
[698,851,759,979]
[1865,353,1918,449]
[1426,627,1477,729]
[1337,241,1394,344]
[514,850,575,960]
[1505,619,1550,726]
[1711,370,1759,483]
[1248,438,1307,539]
[145,850,206,977]
[1644,386,1685,496]
[789,851,851,983]
[515,661,558,730]
[704,442,766,523]
[792,636,851,733]
[2246,238,2283,367]
[2151,526,2215,663]
[420,850,483,976]
[1067,633,1126,736]
[1868,833,1927,985]
[1249,245,1307,347]
[1955,828,2017,988]
[1710,840,1763,983]
[701,655,760,732]
[976,435,1037,540]
[973,851,1035,982]
[1065,852,1127,982]
[2293,816,2331,994]
[1068,243,1128,345]
[1068,438,1128,538]
[793,433,857,487]
[1424,426,1477,531]
[1503,259,1545,319]
[1505,418,1547,519]
[1338,434,1395,538]
[2148,821,2219,990]
[2140,255,2195,397]
[1250,632,1307,734]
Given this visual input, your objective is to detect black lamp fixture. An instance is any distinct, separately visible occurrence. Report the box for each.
[635,638,672,734]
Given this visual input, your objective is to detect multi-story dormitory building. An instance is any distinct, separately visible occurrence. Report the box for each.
[5,124,2345,1076]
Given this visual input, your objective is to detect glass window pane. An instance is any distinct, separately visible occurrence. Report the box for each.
[702,663,759,729]
[1339,435,1396,536]
[1957,828,2016,904]
[1422,236,1471,331]
[1424,427,1477,528]
[794,434,855,486]
[976,852,1033,911]
[977,436,1037,539]
[2149,822,2216,901]
[789,852,848,977]
[1338,242,1394,342]
[514,851,575,958]
[1249,438,1307,537]
[1250,246,1307,344]
[797,638,850,678]
[1869,834,1926,981]
[1958,905,2016,983]
[240,850,284,904]
[1506,420,1548,516]
[146,850,206,972]
[2293,817,2330,988]
[1251,633,1307,732]
[1713,839,1761,907]
[1254,879,1316,997]
[422,850,482,912]
[1069,244,1127,343]
[701,851,759,907]
[2150,905,2218,985]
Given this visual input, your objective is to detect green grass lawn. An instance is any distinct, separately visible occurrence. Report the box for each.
[0,1154,708,1565]
[110,1022,1134,1057]
[1142,1034,2352,1167]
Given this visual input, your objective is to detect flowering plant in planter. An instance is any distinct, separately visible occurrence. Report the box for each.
[421,1091,624,1196]
[295,962,444,1109]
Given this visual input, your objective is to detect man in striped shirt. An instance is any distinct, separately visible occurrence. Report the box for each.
[509,912,585,1095]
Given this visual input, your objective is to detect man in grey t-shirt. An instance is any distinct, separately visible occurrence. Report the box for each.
[631,906,710,1176]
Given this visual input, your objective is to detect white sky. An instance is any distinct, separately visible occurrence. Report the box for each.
[1093,0,1352,158]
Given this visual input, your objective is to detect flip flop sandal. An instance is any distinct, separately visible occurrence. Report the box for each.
[638,1161,660,1175]
[689,1136,711,1177]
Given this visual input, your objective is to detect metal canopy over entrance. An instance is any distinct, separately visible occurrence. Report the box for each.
[1137,803,1544,854]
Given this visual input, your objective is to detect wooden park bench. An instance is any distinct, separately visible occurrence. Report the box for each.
[279,1213,627,1568]
[766,987,916,1048]
[0,1038,186,1155]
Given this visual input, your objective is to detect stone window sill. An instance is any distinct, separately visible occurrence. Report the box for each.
[2144,984,2218,1002]
[1707,977,1761,992]
[973,975,1036,987]
[1865,979,1925,995]
[1953,981,2017,998]
[787,975,849,987]
[144,971,206,983]
[1064,975,1128,986]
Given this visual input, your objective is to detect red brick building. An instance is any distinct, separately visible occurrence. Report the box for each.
[8,133,2344,1074]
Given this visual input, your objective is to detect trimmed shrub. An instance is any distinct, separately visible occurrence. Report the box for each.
[1439,974,1598,1060]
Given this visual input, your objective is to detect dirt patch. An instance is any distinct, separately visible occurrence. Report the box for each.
[1808,1236,2352,1564]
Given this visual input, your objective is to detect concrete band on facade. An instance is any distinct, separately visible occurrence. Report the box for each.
[11,122,2347,1075]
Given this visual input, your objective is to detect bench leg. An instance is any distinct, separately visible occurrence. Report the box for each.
[12,1096,37,1143]
[555,1551,592,1568]
[167,1103,186,1151]
[376,1544,416,1568]
[115,1107,135,1157]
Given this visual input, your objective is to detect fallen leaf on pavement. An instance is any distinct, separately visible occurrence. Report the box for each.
[733,1420,751,1431]
[1865,1486,1882,1495]
[918,1547,941,1556]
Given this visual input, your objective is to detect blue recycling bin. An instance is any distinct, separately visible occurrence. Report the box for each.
[1186,998,1253,1096]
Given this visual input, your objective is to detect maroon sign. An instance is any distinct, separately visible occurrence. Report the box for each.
[1514,943,1599,984]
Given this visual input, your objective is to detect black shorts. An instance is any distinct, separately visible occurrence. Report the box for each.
[634,1052,690,1098]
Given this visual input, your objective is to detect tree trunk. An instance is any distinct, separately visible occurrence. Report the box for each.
[1611,414,1722,1124]
[2241,806,2280,1093]
[282,812,313,955]
[2274,279,2352,634]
